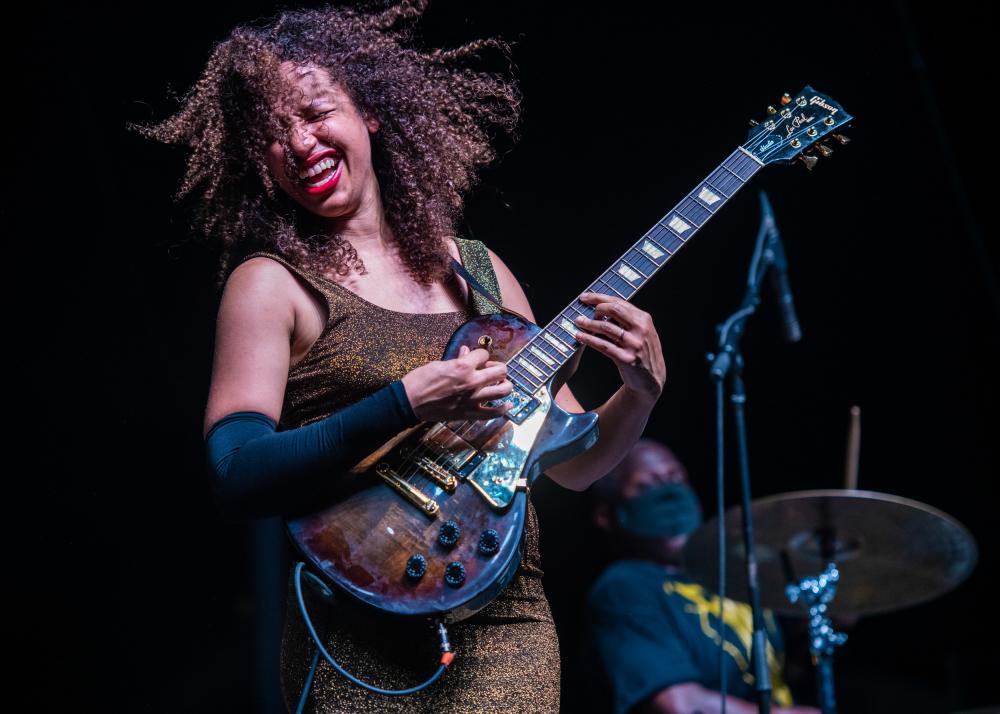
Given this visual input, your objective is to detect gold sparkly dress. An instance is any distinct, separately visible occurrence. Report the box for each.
[238,239,561,714]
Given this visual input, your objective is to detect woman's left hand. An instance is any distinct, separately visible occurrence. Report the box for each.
[573,292,667,404]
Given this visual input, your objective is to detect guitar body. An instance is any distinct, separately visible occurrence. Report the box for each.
[286,312,599,622]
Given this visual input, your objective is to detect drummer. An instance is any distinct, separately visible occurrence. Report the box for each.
[582,438,819,714]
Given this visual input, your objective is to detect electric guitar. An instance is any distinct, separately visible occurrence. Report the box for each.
[286,86,853,622]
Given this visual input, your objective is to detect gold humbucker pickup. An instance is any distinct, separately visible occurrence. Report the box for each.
[413,456,458,492]
[420,424,485,472]
[375,462,439,517]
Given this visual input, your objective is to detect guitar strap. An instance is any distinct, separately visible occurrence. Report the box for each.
[450,257,504,314]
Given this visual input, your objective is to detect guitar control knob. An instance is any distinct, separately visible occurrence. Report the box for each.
[478,529,500,556]
[405,554,427,580]
[444,561,466,587]
[438,520,461,548]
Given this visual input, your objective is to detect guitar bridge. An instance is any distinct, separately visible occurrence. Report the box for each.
[412,455,458,492]
[375,462,439,517]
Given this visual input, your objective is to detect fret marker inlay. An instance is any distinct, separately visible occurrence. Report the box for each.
[698,186,721,204]
[529,345,556,367]
[642,240,665,260]
[543,332,570,354]
[617,263,642,283]
[668,216,692,234]
[517,357,544,380]
[559,318,580,337]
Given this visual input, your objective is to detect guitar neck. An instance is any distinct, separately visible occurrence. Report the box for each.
[506,147,764,395]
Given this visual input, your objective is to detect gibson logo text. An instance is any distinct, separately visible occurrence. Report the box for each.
[809,96,838,114]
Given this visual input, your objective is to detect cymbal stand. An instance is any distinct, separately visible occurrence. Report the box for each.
[785,563,848,714]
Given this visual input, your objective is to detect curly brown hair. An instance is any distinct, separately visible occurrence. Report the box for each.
[128,0,522,287]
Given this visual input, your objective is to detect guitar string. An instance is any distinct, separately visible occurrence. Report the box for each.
[392,150,757,496]
[386,105,834,502]
[395,165,752,498]
[498,141,763,388]
[406,149,762,468]
[500,146,759,380]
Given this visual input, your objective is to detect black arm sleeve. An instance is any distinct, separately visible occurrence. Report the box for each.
[203,379,419,522]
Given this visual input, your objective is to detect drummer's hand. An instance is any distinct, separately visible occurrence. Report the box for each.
[573,292,666,403]
[401,345,512,422]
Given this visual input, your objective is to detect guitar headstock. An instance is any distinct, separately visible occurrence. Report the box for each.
[743,87,853,169]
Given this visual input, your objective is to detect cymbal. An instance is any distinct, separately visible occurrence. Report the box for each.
[682,489,977,617]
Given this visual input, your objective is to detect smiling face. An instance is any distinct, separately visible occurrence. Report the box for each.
[265,61,381,220]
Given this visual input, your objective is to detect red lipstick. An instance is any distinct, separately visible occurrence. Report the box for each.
[302,162,343,195]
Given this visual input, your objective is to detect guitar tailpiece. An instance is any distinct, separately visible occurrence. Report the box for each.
[292,561,453,709]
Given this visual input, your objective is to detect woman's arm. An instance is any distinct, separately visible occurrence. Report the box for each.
[203,258,514,522]
[203,258,418,521]
[487,249,666,491]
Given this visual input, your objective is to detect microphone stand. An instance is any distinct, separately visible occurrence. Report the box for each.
[708,191,796,714]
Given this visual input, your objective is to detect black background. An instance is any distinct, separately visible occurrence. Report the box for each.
[8,1,998,711]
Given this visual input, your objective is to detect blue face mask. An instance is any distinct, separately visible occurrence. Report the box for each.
[616,482,703,538]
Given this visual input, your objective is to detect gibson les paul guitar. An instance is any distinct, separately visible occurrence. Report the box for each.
[287,86,853,622]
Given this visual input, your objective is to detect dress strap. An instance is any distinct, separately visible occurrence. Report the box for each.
[239,250,338,294]
[240,250,315,285]
[452,237,503,316]
[240,250,305,277]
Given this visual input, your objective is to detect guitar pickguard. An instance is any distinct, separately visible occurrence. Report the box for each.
[375,389,553,514]
[462,389,552,509]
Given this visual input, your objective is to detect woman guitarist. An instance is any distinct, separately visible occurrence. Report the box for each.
[132,2,665,711]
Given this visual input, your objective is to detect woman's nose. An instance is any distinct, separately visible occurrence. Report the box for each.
[289,121,318,155]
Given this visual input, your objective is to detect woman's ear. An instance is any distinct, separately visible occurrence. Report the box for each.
[365,115,380,133]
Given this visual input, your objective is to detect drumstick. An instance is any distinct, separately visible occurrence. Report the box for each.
[844,405,861,490]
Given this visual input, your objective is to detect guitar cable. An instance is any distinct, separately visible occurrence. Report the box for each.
[292,561,455,711]
[287,263,498,709]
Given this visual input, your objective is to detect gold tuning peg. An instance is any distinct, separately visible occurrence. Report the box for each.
[766,105,777,115]
[749,119,759,127]
[832,133,851,145]
[799,154,819,171]
[816,144,833,158]
[780,93,792,106]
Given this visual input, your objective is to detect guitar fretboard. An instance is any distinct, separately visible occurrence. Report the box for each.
[505,147,763,395]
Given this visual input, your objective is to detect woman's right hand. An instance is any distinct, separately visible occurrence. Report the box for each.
[401,345,513,422]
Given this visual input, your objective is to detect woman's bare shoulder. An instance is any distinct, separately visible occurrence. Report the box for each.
[212,257,302,364]
[221,256,314,321]
[221,256,328,365]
